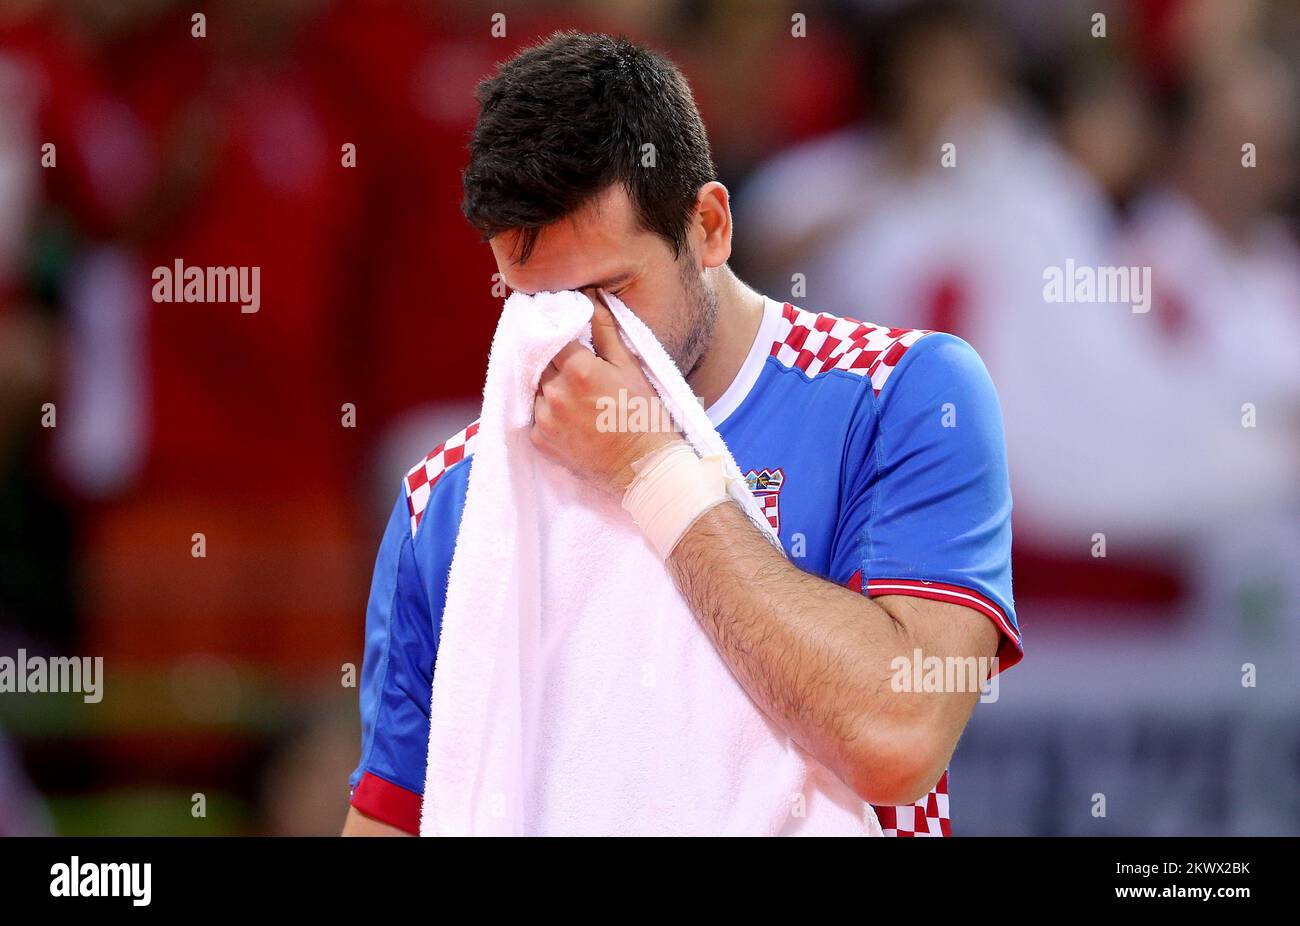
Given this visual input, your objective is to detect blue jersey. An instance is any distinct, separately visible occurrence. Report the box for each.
[349,297,1021,835]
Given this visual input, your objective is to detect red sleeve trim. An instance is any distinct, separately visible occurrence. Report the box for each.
[849,572,1023,674]
[350,771,423,835]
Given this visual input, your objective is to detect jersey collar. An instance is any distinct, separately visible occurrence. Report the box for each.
[705,296,782,427]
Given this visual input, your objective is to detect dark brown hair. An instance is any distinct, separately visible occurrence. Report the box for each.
[462,31,716,263]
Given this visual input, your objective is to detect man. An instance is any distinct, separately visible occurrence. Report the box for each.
[343,31,1020,836]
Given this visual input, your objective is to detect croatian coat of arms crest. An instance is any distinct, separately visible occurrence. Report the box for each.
[744,467,785,533]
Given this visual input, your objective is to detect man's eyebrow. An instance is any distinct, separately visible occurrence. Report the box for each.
[579,270,636,291]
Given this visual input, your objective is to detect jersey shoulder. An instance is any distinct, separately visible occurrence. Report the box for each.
[402,419,479,539]
[767,301,933,395]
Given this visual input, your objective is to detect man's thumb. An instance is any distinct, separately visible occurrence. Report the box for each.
[589,295,634,364]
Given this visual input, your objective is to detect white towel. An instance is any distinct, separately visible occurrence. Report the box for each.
[420,289,881,836]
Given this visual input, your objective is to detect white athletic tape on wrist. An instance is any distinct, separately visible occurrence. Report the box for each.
[621,439,732,560]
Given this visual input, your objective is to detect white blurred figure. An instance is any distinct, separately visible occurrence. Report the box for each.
[0,50,38,299]
[743,4,1300,542]
[1120,46,1300,650]
[0,4,52,476]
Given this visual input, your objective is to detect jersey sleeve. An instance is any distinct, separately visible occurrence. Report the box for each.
[347,486,437,834]
[831,333,1022,673]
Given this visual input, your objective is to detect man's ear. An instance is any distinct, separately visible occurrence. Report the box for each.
[694,181,732,269]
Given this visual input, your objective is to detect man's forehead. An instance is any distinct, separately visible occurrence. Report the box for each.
[492,188,642,293]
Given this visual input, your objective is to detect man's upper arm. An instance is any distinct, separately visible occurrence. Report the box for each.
[347,486,438,835]
[832,332,1022,673]
[347,429,476,835]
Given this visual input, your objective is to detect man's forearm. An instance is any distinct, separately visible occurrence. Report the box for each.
[665,500,977,805]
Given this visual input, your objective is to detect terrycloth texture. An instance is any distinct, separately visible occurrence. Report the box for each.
[420,289,880,836]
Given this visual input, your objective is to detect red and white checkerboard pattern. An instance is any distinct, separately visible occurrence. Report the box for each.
[872,771,951,836]
[403,420,480,538]
[769,302,931,394]
[755,491,780,532]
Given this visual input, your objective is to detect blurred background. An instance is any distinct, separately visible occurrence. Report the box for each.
[0,0,1296,835]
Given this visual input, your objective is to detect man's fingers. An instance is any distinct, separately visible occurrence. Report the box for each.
[587,293,635,365]
[532,390,551,431]
[538,362,559,397]
[549,340,588,375]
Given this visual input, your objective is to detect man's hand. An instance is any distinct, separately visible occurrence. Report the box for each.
[531,292,676,495]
